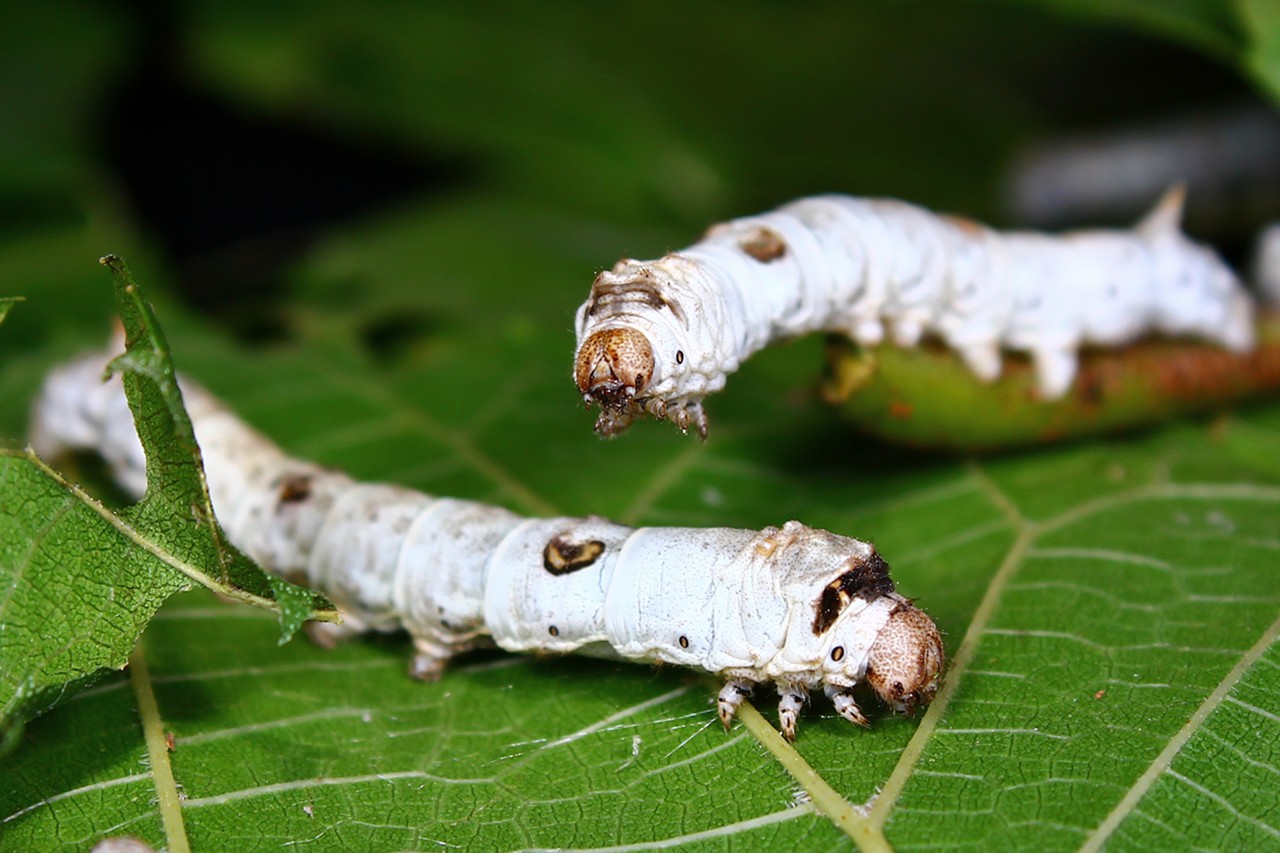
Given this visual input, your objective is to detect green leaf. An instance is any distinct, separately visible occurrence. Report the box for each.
[99,255,333,631]
[0,297,19,325]
[1240,0,1280,102]
[0,259,336,747]
[5,199,1280,850]
[0,450,192,746]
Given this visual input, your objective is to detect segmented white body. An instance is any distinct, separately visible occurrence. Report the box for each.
[574,188,1255,437]
[29,348,943,740]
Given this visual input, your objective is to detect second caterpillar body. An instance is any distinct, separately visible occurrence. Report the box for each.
[574,188,1255,437]
[30,346,943,741]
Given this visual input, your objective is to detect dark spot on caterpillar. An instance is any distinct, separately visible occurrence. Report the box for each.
[278,473,313,504]
[831,646,845,662]
[676,350,684,365]
[739,226,787,262]
[678,635,689,649]
[813,550,895,635]
[548,625,560,637]
[543,536,606,575]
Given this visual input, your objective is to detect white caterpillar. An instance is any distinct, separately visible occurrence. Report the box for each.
[29,347,943,741]
[574,187,1255,437]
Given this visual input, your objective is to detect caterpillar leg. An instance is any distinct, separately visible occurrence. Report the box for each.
[824,684,870,728]
[1221,291,1257,352]
[889,316,925,348]
[593,407,639,438]
[717,679,754,730]
[1031,348,1079,400]
[852,319,885,347]
[956,341,1002,383]
[408,636,460,682]
[777,683,810,742]
[672,401,709,440]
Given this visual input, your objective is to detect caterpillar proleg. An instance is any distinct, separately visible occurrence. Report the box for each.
[573,188,1256,437]
[30,346,943,741]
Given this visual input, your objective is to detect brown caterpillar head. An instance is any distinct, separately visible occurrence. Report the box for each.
[575,327,655,409]
[865,603,944,716]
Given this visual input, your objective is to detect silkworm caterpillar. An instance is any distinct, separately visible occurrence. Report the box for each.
[573,188,1255,438]
[29,347,943,741]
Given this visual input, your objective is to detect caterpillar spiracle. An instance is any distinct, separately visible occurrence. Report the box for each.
[29,346,943,741]
[574,187,1256,438]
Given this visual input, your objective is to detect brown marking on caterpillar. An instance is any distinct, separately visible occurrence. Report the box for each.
[548,625,560,637]
[830,645,845,662]
[812,550,895,635]
[739,226,788,262]
[754,523,804,559]
[543,536,606,575]
[941,213,986,236]
[678,635,689,649]
[278,473,313,504]
[864,603,944,715]
[585,271,686,325]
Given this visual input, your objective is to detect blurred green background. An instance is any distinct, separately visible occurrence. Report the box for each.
[3,0,1279,357]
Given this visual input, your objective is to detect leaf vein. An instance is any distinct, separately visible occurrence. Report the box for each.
[1079,610,1280,851]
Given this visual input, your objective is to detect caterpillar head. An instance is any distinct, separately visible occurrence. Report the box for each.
[863,603,944,716]
[575,326,655,404]
[574,327,655,436]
